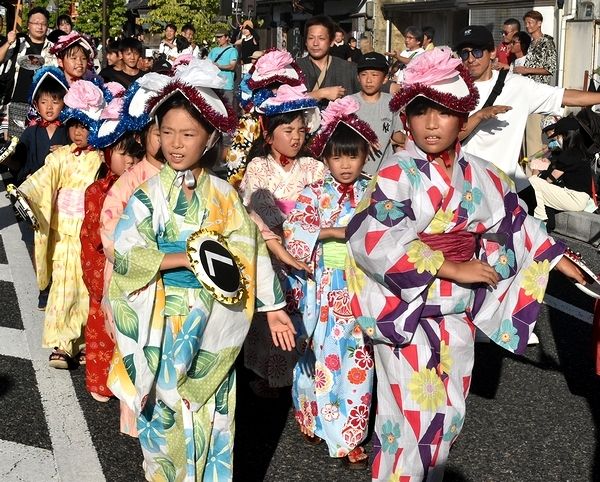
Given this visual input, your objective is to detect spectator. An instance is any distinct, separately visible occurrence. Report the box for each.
[99,40,123,81]
[385,26,425,85]
[208,27,238,106]
[100,37,144,87]
[174,35,192,57]
[56,15,73,34]
[234,20,259,75]
[422,26,435,51]
[351,52,406,174]
[0,16,16,141]
[516,10,558,158]
[360,34,374,54]
[509,31,531,72]
[0,7,57,140]
[330,28,351,60]
[296,14,360,108]
[495,18,520,70]
[181,23,201,58]
[455,25,600,214]
[347,37,361,63]
[158,23,178,63]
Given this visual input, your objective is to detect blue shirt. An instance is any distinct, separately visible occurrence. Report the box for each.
[208,45,238,91]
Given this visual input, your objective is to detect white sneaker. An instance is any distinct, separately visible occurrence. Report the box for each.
[527,332,540,345]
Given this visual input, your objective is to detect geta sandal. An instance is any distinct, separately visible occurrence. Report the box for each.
[48,348,71,369]
[341,447,368,470]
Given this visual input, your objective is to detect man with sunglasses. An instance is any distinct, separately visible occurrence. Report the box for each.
[495,18,520,71]
[456,25,600,214]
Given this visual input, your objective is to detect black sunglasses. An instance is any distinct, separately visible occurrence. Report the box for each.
[501,30,510,35]
[458,48,484,62]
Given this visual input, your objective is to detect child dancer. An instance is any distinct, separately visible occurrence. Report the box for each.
[80,118,144,402]
[238,83,325,397]
[49,32,97,84]
[16,80,105,367]
[345,47,587,481]
[106,59,296,481]
[284,96,376,468]
[14,68,69,184]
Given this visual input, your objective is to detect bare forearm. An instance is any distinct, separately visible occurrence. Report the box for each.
[160,252,190,271]
[562,89,600,107]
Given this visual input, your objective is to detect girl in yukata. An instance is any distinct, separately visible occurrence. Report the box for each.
[80,110,144,402]
[284,96,377,469]
[238,83,325,398]
[345,47,588,481]
[106,58,296,482]
[16,80,106,368]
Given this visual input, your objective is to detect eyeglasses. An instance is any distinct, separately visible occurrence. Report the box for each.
[458,48,484,62]
[28,21,48,27]
[501,30,511,36]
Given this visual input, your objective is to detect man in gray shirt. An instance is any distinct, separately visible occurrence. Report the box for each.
[297,14,360,108]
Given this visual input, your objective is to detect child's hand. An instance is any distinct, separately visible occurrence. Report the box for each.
[438,259,499,286]
[319,227,346,240]
[555,256,588,285]
[266,309,297,351]
[49,144,61,152]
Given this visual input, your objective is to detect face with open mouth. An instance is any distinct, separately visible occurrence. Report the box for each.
[159,106,212,174]
[266,115,307,164]
[406,104,464,158]
[324,152,365,185]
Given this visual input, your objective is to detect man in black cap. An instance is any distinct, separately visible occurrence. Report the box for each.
[351,52,406,175]
[455,25,600,214]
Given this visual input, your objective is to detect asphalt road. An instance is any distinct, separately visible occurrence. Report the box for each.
[1,171,599,482]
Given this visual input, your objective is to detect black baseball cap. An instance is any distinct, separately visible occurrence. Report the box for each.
[454,25,495,52]
[357,52,389,73]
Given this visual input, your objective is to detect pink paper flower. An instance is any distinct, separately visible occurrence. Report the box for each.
[320,96,360,128]
[64,80,104,110]
[100,97,124,120]
[173,54,193,68]
[104,82,125,97]
[269,84,308,105]
[255,49,294,76]
[403,47,462,87]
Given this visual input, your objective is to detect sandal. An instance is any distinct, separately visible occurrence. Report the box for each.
[249,378,279,399]
[301,431,323,446]
[91,392,110,403]
[48,348,71,369]
[76,350,86,365]
[341,447,368,470]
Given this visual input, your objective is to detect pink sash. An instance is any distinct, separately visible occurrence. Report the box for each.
[275,199,296,216]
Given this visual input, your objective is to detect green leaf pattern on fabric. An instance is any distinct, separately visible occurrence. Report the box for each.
[215,377,229,415]
[134,188,154,214]
[173,189,188,217]
[113,299,139,341]
[113,249,129,275]
[157,400,176,430]
[137,216,155,243]
[155,457,176,482]
[123,353,136,383]
[186,192,201,224]
[188,349,220,380]
[143,346,161,375]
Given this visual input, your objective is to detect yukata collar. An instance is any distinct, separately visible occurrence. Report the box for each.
[327,172,360,208]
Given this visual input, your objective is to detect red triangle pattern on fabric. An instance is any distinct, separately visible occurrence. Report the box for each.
[400,344,420,372]
[487,168,504,194]
[462,375,472,397]
[533,237,553,259]
[430,428,443,466]
[405,409,422,440]
[365,229,386,255]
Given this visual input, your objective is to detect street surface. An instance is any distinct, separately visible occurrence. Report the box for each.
[1,171,599,482]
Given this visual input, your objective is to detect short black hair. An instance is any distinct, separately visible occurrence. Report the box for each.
[28,7,50,22]
[248,110,308,160]
[165,23,177,31]
[33,77,66,102]
[304,14,335,42]
[120,37,143,56]
[181,23,195,34]
[422,26,435,41]
[56,14,73,28]
[405,26,424,46]
[514,31,532,55]
[504,18,521,31]
[106,40,121,55]
[322,122,368,160]
[111,130,145,160]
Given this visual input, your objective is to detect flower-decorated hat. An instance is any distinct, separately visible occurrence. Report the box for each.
[118,73,172,132]
[389,46,479,114]
[246,48,305,91]
[309,96,378,157]
[255,83,320,134]
[147,58,237,135]
[49,32,97,60]
[28,65,69,104]
[59,79,106,129]
[88,96,125,149]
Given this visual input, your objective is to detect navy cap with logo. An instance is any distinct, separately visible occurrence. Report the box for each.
[454,25,495,52]
[357,52,389,73]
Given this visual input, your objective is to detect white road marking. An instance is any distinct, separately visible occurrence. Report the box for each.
[0,326,30,359]
[0,439,58,481]
[0,175,105,482]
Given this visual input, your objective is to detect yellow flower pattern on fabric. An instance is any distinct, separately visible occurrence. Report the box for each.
[494,166,515,189]
[520,259,550,303]
[345,254,366,295]
[388,468,403,482]
[429,209,453,234]
[427,280,437,299]
[408,366,446,412]
[407,240,444,275]
[439,341,453,375]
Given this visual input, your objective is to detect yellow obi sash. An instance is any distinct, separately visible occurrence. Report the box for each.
[322,240,347,269]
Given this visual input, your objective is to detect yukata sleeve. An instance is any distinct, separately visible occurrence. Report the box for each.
[470,167,566,355]
[80,182,105,302]
[283,184,321,264]
[346,159,445,345]
[111,184,164,296]
[238,158,281,226]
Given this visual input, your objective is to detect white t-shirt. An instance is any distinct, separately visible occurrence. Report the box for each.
[462,71,564,192]
[394,48,425,84]
[158,42,179,60]
[509,56,527,72]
